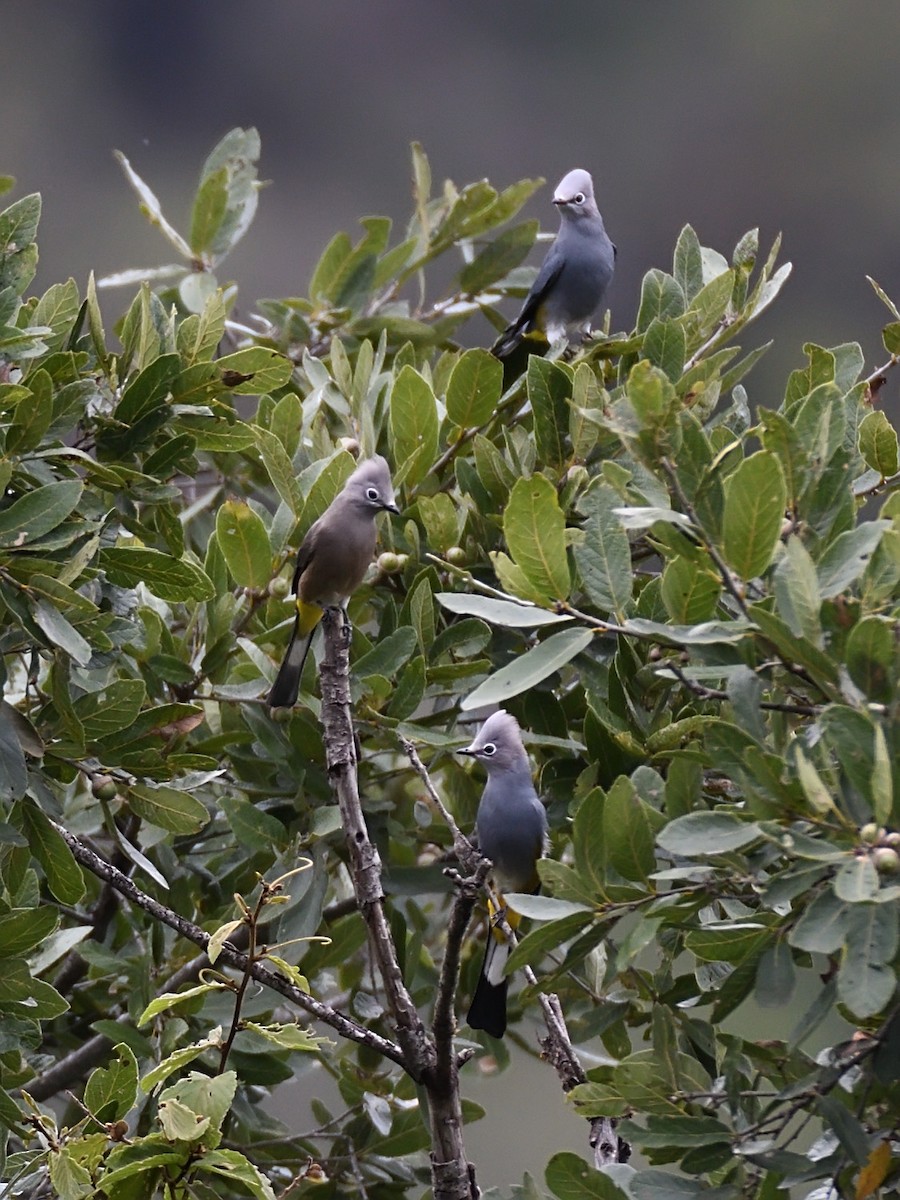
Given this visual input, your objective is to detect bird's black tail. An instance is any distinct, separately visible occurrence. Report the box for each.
[467,927,510,1038]
[266,616,315,709]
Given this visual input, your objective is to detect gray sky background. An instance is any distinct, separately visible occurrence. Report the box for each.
[4,1,900,417]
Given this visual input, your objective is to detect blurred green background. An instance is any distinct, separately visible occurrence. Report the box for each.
[3,0,900,418]
[0,0,890,1188]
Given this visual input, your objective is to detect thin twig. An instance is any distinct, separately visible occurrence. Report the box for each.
[318,610,477,1200]
[47,821,406,1070]
[664,661,820,717]
[318,611,433,1078]
[522,966,629,1168]
[659,457,749,618]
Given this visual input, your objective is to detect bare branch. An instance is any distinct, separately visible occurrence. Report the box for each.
[48,821,406,1073]
[524,968,630,1169]
[318,611,478,1200]
[318,611,433,1078]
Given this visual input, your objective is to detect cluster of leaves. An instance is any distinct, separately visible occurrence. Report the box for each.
[0,129,898,1200]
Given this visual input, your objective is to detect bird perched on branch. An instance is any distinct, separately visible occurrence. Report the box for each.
[267,455,398,709]
[491,168,616,363]
[457,710,548,1038]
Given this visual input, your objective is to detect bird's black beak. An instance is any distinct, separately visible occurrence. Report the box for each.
[384,501,401,514]
[456,746,476,757]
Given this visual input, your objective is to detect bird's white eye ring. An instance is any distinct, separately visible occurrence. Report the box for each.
[481,742,497,756]
[574,192,585,205]
[366,487,380,502]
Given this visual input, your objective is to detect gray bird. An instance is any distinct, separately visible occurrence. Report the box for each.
[457,710,549,1037]
[491,168,616,360]
[267,455,399,709]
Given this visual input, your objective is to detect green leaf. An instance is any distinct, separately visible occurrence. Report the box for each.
[158,1095,210,1141]
[503,894,591,921]
[773,535,822,646]
[84,1043,139,1123]
[215,500,272,590]
[673,224,704,301]
[241,1020,325,1051]
[817,1095,872,1167]
[216,347,292,394]
[74,679,146,741]
[190,165,229,257]
[140,1031,224,1091]
[6,368,52,453]
[460,219,538,294]
[20,801,85,905]
[636,269,685,331]
[0,906,59,959]
[642,317,686,381]
[219,796,286,853]
[195,1148,276,1200]
[629,1169,710,1199]
[445,347,503,427]
[858,410,899,478]
[253,425,302,514]
[721,450,786,579]
[32,601,92,666]
[528,357,571,469]
[834,856,880,903]
[545,1150,629,1200]
[793,747,837,816]
[846,617,894,703]
[417,492,463,554]
[389,365,439,487]
[0,705,27,801]
[789,889,849,952]
[660,555,720,624]
[460,627,593,711]
[838,902,898,1017]
[387,654,426,719]
[603,777,655,882]
[574,485,633,616]
[138,984,229,1028]
[192,127,260,260]
[127,784,209,834]
[686,923,769,964]
[434,592,572,627]
[657,811,762,856]
[48,1148,93,1200]
[113,151,192,257]
[0,193,41,294]
[817,521,890,598]
[754,940,795,1007]
[503,474,571,601]
[100,547,215,602]
[354,626,418,679]
[0,480,83,548]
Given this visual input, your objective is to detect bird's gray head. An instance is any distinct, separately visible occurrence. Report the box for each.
[344,455,400,515]
[552,168,599,221]
[457,710,531,776]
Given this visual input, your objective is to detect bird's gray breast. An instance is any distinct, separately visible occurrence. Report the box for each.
[476,776,548,891]
[542,221,615,331]
[298,505,377,606]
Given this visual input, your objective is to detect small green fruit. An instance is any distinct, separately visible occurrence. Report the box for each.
[445,546,467,566]
[872,846,900,875]
[91,775,118,801]
[269,576,291,598]
[859,822,880,844]
[377,551,403,574]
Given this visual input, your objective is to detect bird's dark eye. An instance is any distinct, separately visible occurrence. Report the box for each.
[366,487,380,502]
[481,742,497,756]
[574,192,585,205]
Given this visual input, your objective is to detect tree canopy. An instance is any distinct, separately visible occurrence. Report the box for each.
[0,129,898,1200]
